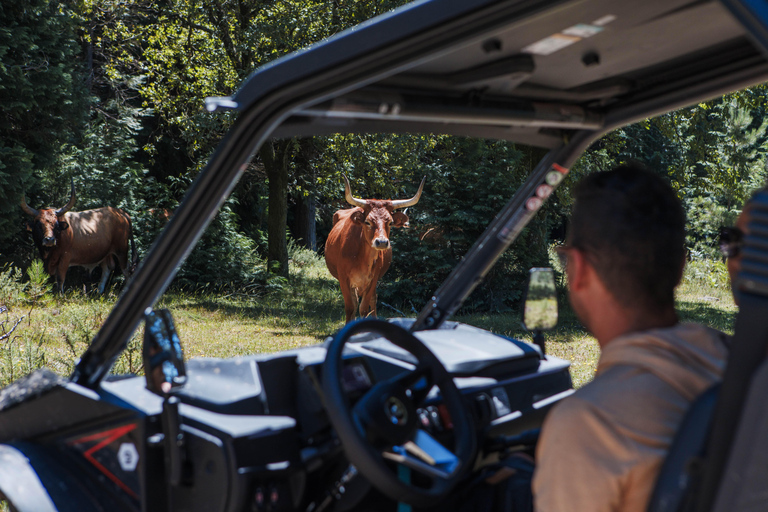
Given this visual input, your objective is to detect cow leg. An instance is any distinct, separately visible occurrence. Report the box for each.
[339,280,359,323]
[97,261,112,294]
[55,257,70,294]
[359,282,378,319]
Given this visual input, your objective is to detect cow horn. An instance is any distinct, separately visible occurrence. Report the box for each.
[344,175,368,208]
[390,176,426,210]
[20,194,39,217]
[55,178,76,216]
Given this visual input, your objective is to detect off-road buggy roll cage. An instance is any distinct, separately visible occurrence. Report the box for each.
[4,0,768,510]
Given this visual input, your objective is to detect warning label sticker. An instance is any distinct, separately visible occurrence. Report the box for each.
[522,34,581,56]
[522,16,615,56]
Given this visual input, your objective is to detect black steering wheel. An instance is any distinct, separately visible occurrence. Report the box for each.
[322,319,477,507]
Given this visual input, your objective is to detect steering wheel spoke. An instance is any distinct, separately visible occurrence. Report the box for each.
[323,319,477,507]
[393,364,433,406]
[383,429,460,477]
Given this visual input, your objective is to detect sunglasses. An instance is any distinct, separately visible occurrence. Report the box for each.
[719,226,744,259]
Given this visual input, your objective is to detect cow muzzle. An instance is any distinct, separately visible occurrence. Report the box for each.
[42,236,56,247]
[373,238,390,250]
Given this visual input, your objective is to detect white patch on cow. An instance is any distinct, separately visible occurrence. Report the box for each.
[118,443,139,471]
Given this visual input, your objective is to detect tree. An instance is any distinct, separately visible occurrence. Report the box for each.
[0,0,87,264]
[86,0,414,279]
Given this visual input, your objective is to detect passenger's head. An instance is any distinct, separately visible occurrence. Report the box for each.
[724,210,748,302]
[568,163,686,315]
[724,187,768,304]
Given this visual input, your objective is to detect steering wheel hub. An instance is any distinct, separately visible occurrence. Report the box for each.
[386,396,408,425]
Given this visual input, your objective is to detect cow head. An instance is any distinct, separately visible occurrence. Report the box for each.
[21,180,76,250]
[344,175,425,251]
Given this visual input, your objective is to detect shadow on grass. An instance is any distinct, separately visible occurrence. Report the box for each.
[676,300,736,334]
[162,274,345,339]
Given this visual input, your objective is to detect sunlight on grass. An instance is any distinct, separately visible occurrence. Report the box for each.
[0,253,737,392]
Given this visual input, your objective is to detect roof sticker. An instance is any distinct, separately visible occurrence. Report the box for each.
[562,24,604,38]
[522,17,615,56]
[592,14,617,26]
[522,34,580,56]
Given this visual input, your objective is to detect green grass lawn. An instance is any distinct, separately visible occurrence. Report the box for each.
[0,253,737,390]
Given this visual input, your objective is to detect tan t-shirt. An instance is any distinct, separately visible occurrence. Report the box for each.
[533,323,729,512]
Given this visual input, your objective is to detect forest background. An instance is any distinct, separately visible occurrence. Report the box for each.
[2,0,767,316]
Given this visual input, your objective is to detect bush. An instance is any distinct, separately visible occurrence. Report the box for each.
[379,138,554,314]
[685,195,740,261]
[0,265,26,306]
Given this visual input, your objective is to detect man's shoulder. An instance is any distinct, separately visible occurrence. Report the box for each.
[600,322,729,379]
[618,322,727,346]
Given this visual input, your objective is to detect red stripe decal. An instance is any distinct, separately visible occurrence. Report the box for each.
[70,424,139,500]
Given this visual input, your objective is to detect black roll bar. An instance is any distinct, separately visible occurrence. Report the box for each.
[410,129,599,331]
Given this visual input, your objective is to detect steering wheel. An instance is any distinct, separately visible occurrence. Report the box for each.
[322,319,477,507]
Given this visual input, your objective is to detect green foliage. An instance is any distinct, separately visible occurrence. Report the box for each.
[26,259,52,303]
[0,0,87,260]
[0,265,26,305]
[173,203,269,291]
[288,238,322,269]
[685,196,739,260]
[379,137,552,314]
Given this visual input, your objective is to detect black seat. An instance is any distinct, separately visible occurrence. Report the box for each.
[646,384,720,512]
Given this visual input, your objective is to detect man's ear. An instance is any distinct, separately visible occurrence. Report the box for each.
[351,211,365,225]
[392,211,409,228]
[568,248,591,292]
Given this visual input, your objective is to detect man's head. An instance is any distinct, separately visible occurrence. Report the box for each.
[566,164,686,329]
[725,210,748,303]
[724,186,768,305]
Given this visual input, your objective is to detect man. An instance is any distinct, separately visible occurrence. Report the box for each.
[532,164,729,512]
[721,188,764,304]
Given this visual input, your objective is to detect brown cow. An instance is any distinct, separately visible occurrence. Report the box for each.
[21,181,137,294]
[325,175,425,323]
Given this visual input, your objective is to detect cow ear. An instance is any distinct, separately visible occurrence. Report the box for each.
[392,211,409,228]
[57,221,69,231]
[351,211,366,225]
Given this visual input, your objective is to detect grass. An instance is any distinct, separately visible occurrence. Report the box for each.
[0,252,737,391]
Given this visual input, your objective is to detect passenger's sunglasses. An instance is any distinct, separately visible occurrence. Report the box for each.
[719,226,744,259]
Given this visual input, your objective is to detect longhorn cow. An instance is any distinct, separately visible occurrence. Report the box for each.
[21,181,137,294]
[325,176,425,323]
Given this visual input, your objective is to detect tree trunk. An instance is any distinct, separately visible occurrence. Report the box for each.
[261,140,290,278]
[294,194,317,251]
[293,141,318,251]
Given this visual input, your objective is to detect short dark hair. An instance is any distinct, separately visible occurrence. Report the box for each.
[569,163,686,312]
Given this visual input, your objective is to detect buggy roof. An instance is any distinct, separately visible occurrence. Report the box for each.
[212,0,768,148]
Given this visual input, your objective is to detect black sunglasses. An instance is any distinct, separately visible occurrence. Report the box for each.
[719,226,744,259]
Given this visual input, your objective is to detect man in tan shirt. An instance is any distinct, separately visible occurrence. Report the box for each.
[532,164,729,512]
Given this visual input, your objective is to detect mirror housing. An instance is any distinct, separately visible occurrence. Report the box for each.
[143,308,187,395]
[523,267,558,355]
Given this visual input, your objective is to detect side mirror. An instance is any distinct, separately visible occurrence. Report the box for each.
[143,308,187,395]
[523,267,558,355]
